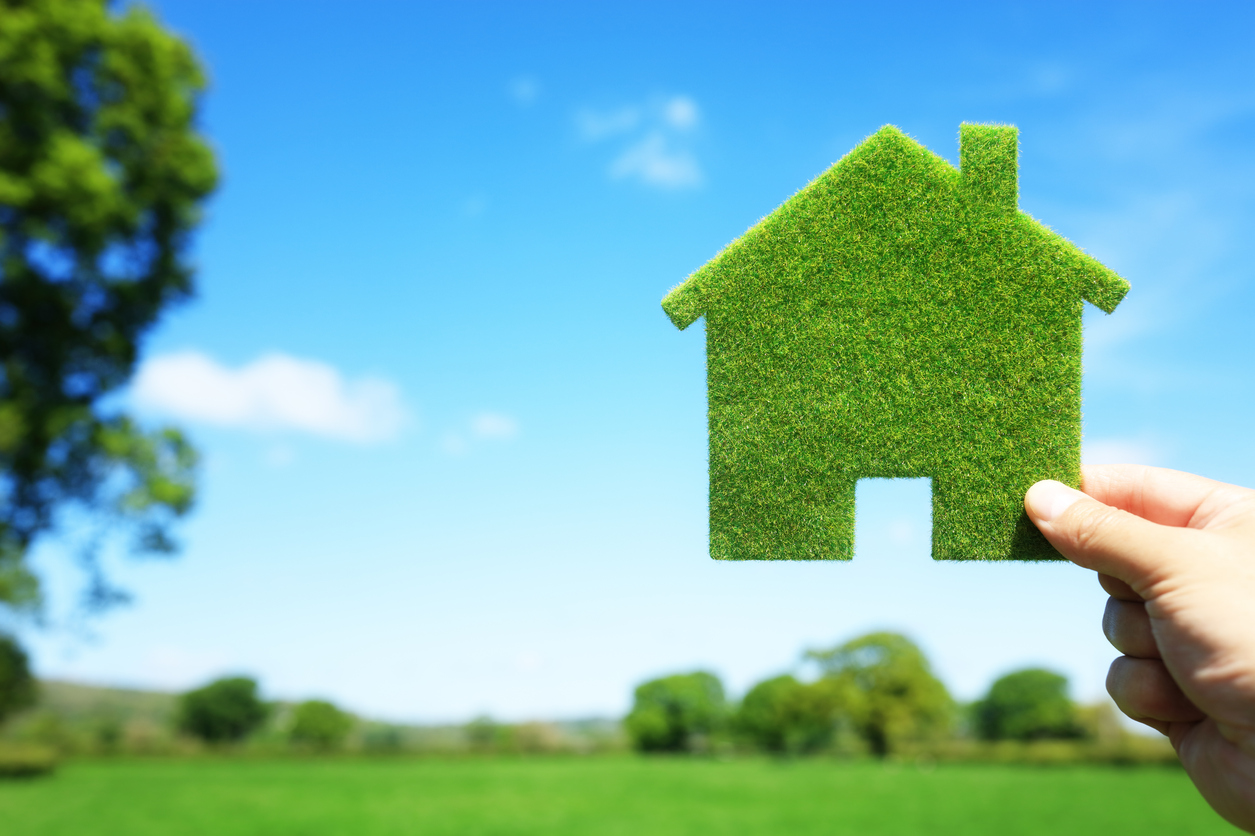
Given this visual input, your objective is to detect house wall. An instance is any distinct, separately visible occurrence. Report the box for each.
[698,132,1085,561]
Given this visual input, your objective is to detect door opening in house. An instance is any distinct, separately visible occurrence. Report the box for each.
[853,478,933,564]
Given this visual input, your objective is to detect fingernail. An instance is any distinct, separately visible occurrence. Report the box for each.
[1025,480,1085,523]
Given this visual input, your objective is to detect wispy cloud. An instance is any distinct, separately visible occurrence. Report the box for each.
[508,76,540,107]
[577,94,703,189]
[1083,436,1163,466]
[965,61,1077,103]
[133,351,408,444]
[576,105,641,140]
[440,411,520,456]
[471,412,519,440]
[662,96,699,131]
[610,133,702,189]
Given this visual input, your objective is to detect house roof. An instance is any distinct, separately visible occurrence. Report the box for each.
[662,124,1128,331]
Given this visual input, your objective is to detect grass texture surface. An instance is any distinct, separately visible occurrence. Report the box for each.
[0,758,1232,836]
[663,124,1129,560]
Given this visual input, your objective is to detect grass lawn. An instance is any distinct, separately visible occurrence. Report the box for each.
[0,756,1238,835]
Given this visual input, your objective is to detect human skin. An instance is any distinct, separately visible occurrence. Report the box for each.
[1025,464,1255,833]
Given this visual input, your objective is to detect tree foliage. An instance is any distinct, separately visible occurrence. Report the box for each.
[176,676,267,744]
[624,671,726,753]
[0,0,217,614]
[974,668,1084,741]
[0,632,36,724]
[806,632,953,757]
[733,674,846,755]
[288,699,353,751]
[464,715,504,752]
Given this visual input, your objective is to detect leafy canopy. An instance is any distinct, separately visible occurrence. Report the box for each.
[733,674,846,755]
[806,631,953,757]
[176,676,268,744]
[0,0,217,612]
[0,632,36,724]
[974,667,1084,741]
[624,670,726,753]
[289,699,354,751]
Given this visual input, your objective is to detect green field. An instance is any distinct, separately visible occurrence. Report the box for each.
[0,757,1238,835]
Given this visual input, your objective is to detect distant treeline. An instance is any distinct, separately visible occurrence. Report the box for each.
[0,630,1176,768]
[624,631,1176,766]
[0,679,623,760]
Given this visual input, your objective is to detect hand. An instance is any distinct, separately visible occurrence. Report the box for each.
[1025,464,1255,833]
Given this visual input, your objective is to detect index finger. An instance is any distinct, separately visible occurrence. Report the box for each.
[1080,464,1239,529]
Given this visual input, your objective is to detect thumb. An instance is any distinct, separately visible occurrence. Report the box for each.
[1025,480,1190,592]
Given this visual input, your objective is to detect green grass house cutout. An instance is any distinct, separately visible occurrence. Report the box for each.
[662,124,1129,561]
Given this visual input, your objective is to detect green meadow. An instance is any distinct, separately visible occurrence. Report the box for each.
[0,757,1237,835]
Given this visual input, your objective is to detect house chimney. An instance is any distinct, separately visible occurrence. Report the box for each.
[960,123,1018,215]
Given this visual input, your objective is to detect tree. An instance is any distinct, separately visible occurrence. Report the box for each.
[288,699,353,751]
[0,633,36,724]
[176,676,267,744]
[0,0,217,616]
[624,671,726,753]
[464,715,501,752]
[362,724,403,754]
[806,632,953,757]
[734,674,846,755]
[974,668,1084,741]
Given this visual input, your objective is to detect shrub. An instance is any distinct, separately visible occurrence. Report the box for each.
[288,700,353,751]
[0,744,57,779]
[176,677,268,744]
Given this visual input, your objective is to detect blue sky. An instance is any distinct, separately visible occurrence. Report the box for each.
[24,1,1255,723]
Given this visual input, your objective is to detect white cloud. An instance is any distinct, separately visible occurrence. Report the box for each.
[610,132,702,189]
[508,76,540,106]
[1083,436,1162,466]
[663,95,699,131]
[578,94,704,189]
[576,105,641,140]
[471,412,519,440]
[133,351,408,444]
